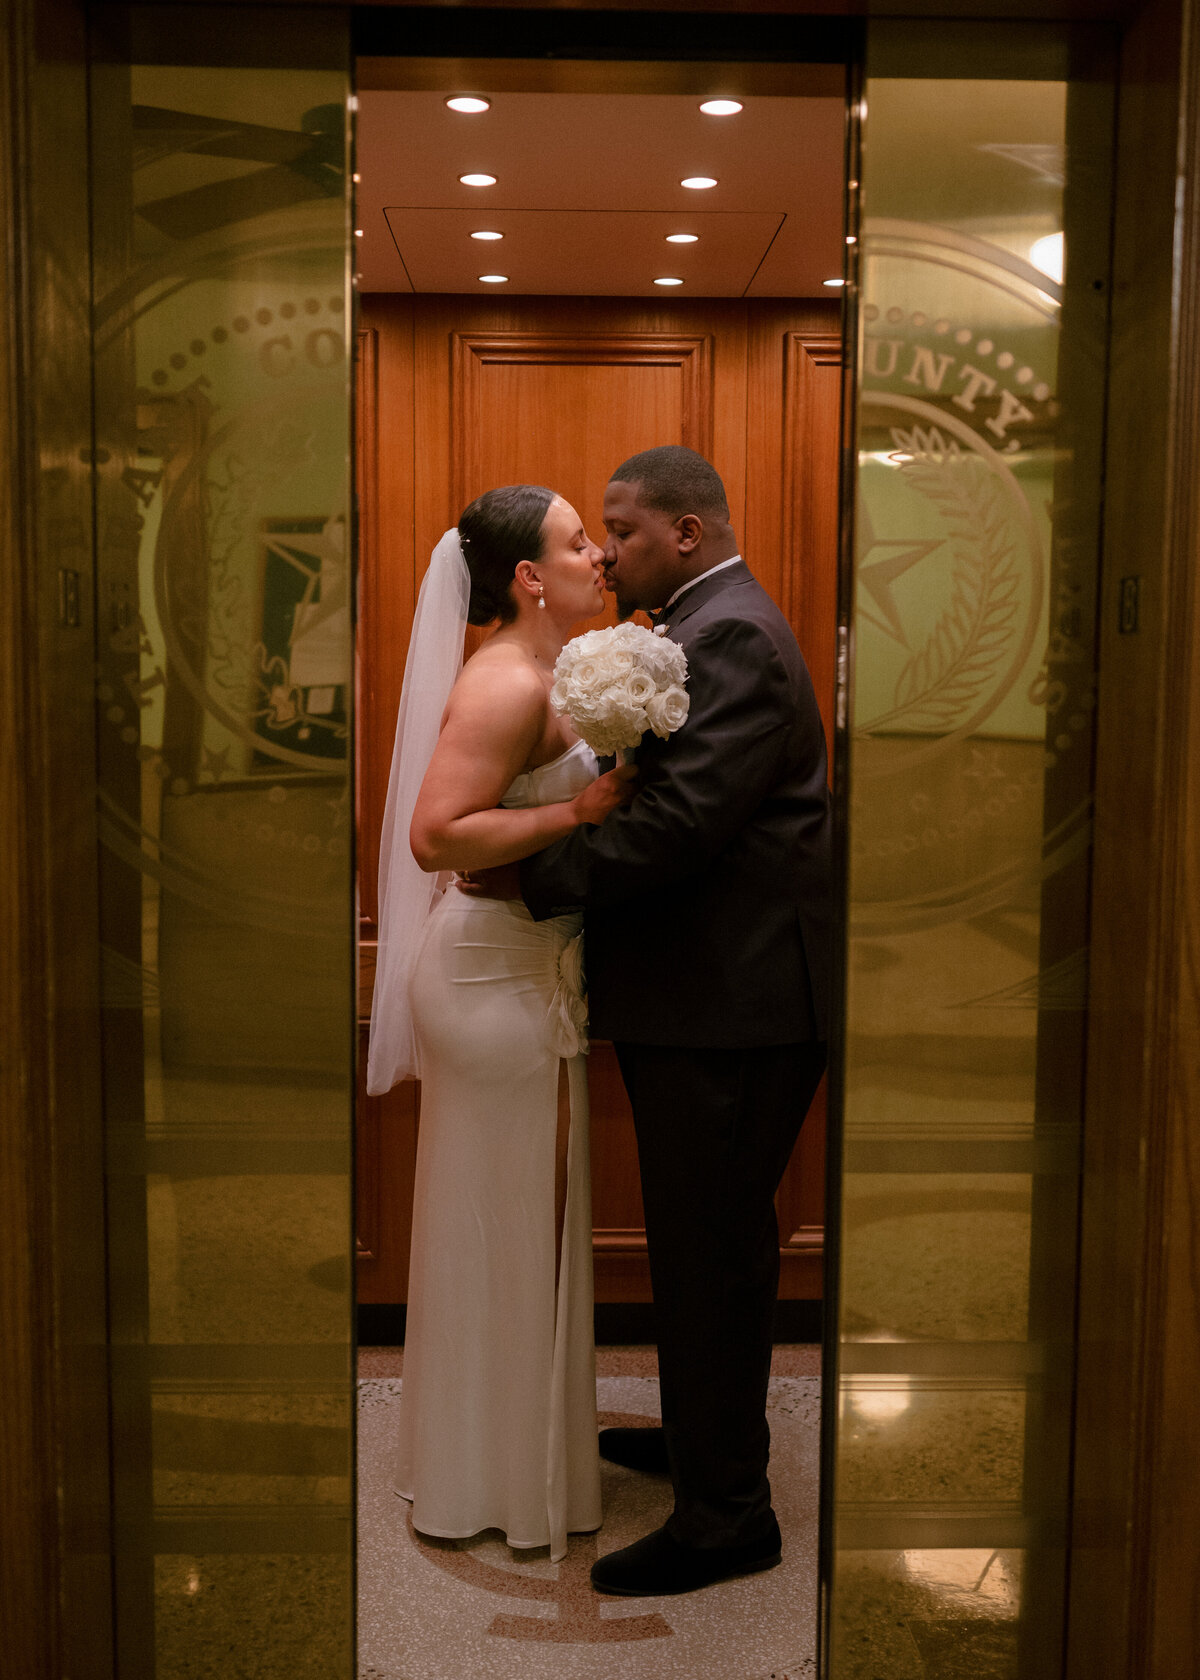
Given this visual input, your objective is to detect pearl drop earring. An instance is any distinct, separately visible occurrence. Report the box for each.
[537,587,546,611]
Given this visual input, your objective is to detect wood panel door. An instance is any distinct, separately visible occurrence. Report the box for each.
[355,293,841,1307]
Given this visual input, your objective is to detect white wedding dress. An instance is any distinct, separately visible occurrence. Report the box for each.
[396,738,603,1561]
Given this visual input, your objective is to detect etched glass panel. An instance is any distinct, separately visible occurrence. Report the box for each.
[88,10,354,1673]
[828,25,1114,1679]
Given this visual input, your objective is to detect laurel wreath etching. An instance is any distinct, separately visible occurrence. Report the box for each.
[871,425,1021,732]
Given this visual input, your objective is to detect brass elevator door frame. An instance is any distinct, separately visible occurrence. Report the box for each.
[7,3,1189,1680]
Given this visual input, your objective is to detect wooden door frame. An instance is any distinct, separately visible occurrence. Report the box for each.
[0,10,63,1674]
[3,0,1198,1675]
[2,0,114,1674]
[1066,1,1200,1674]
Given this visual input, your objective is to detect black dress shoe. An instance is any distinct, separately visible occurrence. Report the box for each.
[598,1426,670,1474]
[591,1519,782,1597]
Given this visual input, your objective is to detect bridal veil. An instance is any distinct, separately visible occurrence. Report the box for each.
[366,529,469,1096]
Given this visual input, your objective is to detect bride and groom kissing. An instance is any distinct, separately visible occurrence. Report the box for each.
[367,444,832,1598]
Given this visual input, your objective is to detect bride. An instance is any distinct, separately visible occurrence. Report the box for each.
[366,484,634,1561]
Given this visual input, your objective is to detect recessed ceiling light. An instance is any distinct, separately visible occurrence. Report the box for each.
[699,99,743,116]
[666,233,699,244]
[478,273,508,283]
[471,230,504,240]
[681,176,718,190]
[354,229,363,237]
[446,96,491,114]
[654,277,685,287]
[352,172,361,183]
[823,277,845,287]
[460,172,497,187]
[846,234,857,244]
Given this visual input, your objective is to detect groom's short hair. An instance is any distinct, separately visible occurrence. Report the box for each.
[610,445,730,523]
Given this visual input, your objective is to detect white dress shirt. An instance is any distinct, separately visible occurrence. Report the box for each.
[662,554,743,614]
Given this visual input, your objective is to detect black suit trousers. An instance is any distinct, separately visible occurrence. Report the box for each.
[613,1038,827,1550]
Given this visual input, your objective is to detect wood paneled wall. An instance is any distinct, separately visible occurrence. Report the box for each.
[356,291,841,1308]
[356,293,840,913]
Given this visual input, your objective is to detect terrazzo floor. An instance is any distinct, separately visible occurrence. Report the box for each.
[357,1346,820,1680]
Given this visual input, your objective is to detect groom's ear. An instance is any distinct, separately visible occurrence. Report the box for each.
[675,513,703,554]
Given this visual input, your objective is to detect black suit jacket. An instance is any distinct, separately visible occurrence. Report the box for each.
[520,560,833,1048]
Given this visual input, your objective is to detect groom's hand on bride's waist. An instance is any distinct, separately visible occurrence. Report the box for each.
[456,862,523,901]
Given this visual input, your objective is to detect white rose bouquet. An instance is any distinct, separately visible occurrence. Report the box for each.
[549,620,690,760]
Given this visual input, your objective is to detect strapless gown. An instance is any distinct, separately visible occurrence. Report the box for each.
[396,739,602,1560]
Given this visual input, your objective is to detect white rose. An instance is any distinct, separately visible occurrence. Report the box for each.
[571,655,602,688]
[624,669,657,706]
[645,683,690,739]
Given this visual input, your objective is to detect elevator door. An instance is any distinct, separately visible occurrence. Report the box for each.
[86,7,357,1673]
[824,21,1116,1678]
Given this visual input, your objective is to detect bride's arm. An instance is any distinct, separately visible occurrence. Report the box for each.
[410,660,631,873]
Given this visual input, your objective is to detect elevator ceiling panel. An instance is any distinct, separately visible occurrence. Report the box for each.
[381,208,787,296]
[357,90,845,297]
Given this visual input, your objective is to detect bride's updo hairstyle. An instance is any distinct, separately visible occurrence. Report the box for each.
[459,484,555,626]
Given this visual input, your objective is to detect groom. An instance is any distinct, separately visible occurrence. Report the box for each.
[479,445,831,1595]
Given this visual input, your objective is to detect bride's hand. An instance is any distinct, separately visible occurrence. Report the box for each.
[572,764,638,826]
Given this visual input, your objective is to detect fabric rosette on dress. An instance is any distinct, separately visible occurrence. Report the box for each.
[549,922,588,1058]
[549,620,690,760]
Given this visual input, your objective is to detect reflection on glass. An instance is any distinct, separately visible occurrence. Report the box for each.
[90,18,353,1674]
[828,29,1112,1680]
